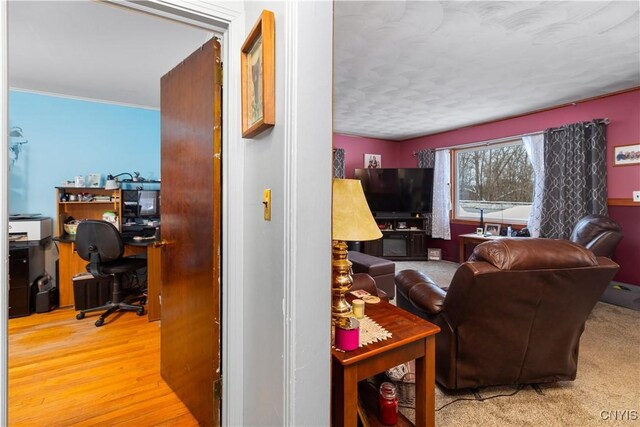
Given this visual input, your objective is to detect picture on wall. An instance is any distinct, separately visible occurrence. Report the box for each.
[241,10,275,138]
[613,144,640,166]
[364,154,381,168]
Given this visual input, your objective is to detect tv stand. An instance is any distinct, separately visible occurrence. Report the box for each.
[375,212,412,219]
[363,214,429,260]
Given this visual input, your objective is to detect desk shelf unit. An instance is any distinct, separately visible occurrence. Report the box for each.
[55,187,122,238]
[54,187,161,320]
[363,215,429,260]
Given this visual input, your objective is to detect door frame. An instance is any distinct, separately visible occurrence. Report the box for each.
[0,1,246,425]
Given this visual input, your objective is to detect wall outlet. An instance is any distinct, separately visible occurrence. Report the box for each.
[633,191,640,202]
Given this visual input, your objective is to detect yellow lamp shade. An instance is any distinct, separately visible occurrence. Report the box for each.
[332,179,382,242]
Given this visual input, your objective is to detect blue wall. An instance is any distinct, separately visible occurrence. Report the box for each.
[9,90,160,219]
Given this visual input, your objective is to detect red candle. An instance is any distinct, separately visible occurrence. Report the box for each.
[378,382,398,425]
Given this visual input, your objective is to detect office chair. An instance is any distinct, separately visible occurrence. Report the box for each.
[75,220,147,327]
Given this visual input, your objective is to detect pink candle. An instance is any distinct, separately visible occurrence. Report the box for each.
[335,317,359,351]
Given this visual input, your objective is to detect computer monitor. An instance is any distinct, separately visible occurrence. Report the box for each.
[138,190,159,217]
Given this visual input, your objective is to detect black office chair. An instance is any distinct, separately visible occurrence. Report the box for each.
[75,220,147,326]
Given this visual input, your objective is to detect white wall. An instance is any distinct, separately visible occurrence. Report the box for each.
[1,2,9,425]
[242,1,332,426]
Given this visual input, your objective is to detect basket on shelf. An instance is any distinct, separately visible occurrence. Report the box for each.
[63,220,81,235]
[385,363,415,407]
[396,372,416,408]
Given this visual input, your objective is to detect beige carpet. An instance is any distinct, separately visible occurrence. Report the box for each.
[392,261,640,426]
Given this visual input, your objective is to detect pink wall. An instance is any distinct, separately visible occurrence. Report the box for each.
[399,89,640,198]
[397,89,640,285]
[333,134,404,178]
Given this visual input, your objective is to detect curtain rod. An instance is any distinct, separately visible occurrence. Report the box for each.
[412,118,610,155]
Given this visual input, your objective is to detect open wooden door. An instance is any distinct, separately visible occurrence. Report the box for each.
[159,38,222,426]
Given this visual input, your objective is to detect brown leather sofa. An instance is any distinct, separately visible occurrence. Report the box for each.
[395,238,619,390]
[348,251,395,299]
[570,214,623,258]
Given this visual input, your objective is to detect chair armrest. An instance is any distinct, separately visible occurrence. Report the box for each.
[407,282,446,315]
[351,273,389,302]
[395,269,446,315]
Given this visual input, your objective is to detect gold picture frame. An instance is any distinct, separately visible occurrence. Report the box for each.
[241,10,275,138]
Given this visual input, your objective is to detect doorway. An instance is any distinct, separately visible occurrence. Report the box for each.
[2,1,244,425]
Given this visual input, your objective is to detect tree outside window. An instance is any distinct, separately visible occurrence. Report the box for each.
[455,141,534,223]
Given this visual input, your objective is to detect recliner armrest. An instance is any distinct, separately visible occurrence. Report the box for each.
[395,269,446,315]
[406,282,446,315]
[351,273,389,302]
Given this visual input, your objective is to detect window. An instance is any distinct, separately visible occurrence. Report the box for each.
[454,140,534,224]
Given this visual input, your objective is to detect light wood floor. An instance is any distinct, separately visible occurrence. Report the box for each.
[8,307,199,426]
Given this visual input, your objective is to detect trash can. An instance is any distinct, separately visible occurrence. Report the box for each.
[72,273,112,310]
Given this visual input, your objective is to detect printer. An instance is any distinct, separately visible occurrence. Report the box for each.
[9,216,52,242]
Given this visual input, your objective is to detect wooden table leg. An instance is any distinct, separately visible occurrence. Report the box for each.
[342,365,358,427]
[459,237,466,263]
[333,361,358,427]
[414,336,436,427]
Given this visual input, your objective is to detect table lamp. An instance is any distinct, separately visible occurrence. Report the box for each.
[332,179,383,321]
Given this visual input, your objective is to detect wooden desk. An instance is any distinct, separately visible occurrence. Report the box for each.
[458,233,503,262]
[56,237,162,321]
[332,301,440,427]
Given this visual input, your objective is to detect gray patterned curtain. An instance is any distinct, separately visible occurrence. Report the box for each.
[539,120,608,239]
[417,149,435,168]
[417,149,435,235]
[333,148,345,178]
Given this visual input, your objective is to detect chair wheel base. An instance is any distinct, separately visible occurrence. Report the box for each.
[136,308,145,316]
[76,312,85,320]
[95,319,105,327]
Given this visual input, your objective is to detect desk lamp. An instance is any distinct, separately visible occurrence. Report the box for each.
[332,179,382,322]
[105,172,134,190]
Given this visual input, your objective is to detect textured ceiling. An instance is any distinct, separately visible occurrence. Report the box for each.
[8,1,214,109]
[334,1,640,140]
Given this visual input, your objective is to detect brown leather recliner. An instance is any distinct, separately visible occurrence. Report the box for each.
[350,273,389,302]
[570,214,623,258]
[395,238,619,390]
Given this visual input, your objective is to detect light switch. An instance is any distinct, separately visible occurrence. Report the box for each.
[633,191,640,202]
[263,189,272,221]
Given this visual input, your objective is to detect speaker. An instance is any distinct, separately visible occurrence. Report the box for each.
[36,287,59,313]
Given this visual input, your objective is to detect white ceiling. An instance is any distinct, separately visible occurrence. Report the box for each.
[7,1,640,140]
[334,1,640,140]
[8,1,215,109]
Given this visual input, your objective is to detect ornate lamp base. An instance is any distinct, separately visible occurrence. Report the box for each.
[332,240,353,322]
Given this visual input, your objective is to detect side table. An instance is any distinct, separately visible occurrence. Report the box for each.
[332,301,440,427]
[458,233,503,262]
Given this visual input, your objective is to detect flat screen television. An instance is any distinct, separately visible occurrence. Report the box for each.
[354,168,434,215]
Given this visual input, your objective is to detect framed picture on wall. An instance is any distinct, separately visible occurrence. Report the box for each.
[613,144,640,166]
[364,154,381,168]
[241,10,275,138]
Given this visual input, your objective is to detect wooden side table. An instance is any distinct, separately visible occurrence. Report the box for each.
[332,301,440,427]
[458,233,503,262]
